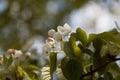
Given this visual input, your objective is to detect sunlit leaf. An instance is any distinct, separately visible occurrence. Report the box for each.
[69,33,81,58]
[27,65,40,71]
[17,66,32,80]
[89,32,120,46]
[76,28,88,46]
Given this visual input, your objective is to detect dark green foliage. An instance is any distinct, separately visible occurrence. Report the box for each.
[60,28,120,80]
[49,52,57,79]
[61,57,83,80]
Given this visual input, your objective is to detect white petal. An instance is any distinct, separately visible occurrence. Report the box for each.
[42,43,51,55]
[63,23,71,36]
[14,50,23,58]
[57,26,65,34]
[48,29,56,37]
[53,31,63,42]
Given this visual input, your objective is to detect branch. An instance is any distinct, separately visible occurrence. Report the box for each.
[80,57,120,80]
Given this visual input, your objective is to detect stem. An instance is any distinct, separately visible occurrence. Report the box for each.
[80,57,120,80]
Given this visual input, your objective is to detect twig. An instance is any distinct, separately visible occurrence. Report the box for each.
[80,57,120,80]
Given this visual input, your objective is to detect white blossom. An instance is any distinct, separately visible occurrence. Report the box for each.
[46,37,56,48]
[42,43,52,55]
[57,26,65,33]
[63,23,72,36]
[48,29,56,37]
[53,31,63,42]
[57,23,71,36]
[14,50,23,58]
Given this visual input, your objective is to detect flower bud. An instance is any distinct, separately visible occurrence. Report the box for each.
[7,49,15,54]
[25,52,31,58]
[48,29,56,37]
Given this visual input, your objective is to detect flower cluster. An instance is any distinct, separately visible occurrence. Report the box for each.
[42,23,71,55]
[0,48,41,80]
[7,48,31,58]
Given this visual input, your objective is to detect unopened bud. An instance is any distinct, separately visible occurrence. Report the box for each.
[7,49,15,54]
[48,29,56,37]
[25,52,31,58]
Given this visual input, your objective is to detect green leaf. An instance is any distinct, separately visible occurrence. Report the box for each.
[115,74,120,80]
[93,38,103,52]
[89,32,120,46]
[17,66,32,80]
[69,33,81,57]
[83,49,93,56]
[76,28,88,46]
[61,57,83,80]
[3,54,7,65]
[3,54,13,68]
[93,39,109,74]
[89,34,96,42]
[104,72,114,80]
[93,51,109,75]
[63,41,76,58]
[6,55,13,68]
[49,52,57,80]
[27,65,40,71]
[100,44,108,57]
[110,62,120,73]
[107,43,120,56]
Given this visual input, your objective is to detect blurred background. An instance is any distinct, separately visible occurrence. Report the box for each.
[0,0,120,65]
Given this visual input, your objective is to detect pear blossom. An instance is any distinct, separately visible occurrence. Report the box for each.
[53,31,63,42]
[63,23,72,36]
[46,37,56,48]
[57,26,65,33]
[14,50,23,58]
[42,43,52,55]
[57,23,71,36]
[48,29,56,37]
[42,23,71,55]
